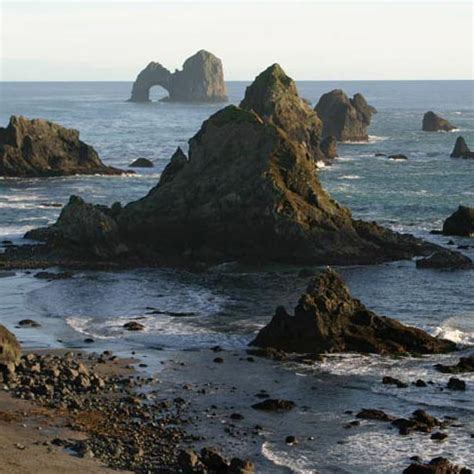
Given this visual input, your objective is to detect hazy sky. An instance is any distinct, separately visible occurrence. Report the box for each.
[0,1,472,81]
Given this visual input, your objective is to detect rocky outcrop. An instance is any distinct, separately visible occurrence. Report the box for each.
[129,50,228,103]
[159,147,188,185]
[315,90,376,142]
[450,137,474,158]
[442,206,474,237]
[0,116,126,177]
[250,268,456,355]
[422,112,456,132]
[435,354,474,374]
[320,136,338,159]
[403,457,472,474]
[129,158,154,168]
[0,324,21,365]
[416,251,472,269]
[239,64,329,161]
[25,196,127,259]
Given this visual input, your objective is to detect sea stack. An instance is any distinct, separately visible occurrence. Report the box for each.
[239,64,330,161]
[251,268,456,355]
[442,206,474,237]
[450,136,474,158]
[0,116,127,178]
[129,50,228,103]
[315,90,376,142]
[422,111,456,132]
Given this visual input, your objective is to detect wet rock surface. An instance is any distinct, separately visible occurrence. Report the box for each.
[422,111,456,132]
[0,116,127,177]
[129,158,154,168]
[435,354,474,374]
[251,268,456,355]
[129,50,228,103]
[403,456,472,474]
[315,89,376,142]
[416,251,472,270]
[450,137,474,159]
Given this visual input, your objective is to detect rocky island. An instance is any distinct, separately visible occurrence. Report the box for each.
[251,268,456,355]
[422,111,456,132]
[451,136,474,158]
[314,89,376,142]
[129,50,228,103]
[12,65,463,268]
[0,116,127,177]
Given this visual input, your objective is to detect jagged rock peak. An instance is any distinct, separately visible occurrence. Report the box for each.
[315,89,377,142]
[159,146,189,185]
[240,64,325,160]
[0,116,127,178]
[450,136,474,158]
[129,50,228,103]
[250,268,456,355]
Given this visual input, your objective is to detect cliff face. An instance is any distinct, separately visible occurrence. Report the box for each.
[251,268,456,355]
[239,64,327,161]
[129,50,228,103]
[315,90,376,142]
[0,116,126,177]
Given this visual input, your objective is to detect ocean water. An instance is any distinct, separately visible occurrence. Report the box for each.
[0,80,473,473]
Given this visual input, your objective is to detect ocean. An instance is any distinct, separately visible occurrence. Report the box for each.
[0,80,473,473]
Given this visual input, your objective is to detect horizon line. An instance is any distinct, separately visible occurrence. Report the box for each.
[1,79,473,83]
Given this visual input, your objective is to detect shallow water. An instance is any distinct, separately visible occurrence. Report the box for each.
[0,80,473,472]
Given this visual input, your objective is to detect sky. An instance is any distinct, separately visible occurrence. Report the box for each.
[0,1,472,81]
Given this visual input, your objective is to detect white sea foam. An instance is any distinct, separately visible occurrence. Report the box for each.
[339,175,361,180]
[261,443,316,474]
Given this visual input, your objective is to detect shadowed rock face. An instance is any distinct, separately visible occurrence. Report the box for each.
[117,101,438,264]
[442,206,474,237]
[239,64,328,161]
[0,324,21,364]
[450,136,474,158]
[129,50,228,103]
[250,268,456,355]
[315,90,376,142]
[159,147,188,185]
[0,116,126,177]
[422,111,456,132]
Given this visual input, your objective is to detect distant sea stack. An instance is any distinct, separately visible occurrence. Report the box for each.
[129,50,228,103]
[450,136,474,158]
[315,90,376,142]
[0,116,127,178]
[422,111,456,132]
[250,268,456,355]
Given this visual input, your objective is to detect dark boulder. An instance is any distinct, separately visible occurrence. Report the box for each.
[129,50,228,103]
[315,90,376,142]
[435,354,474,374]
[389,154,408,160]
[356,409,395,422]
[251,399,296,412]
[250,268,456,355]
[0,116,127,177]
[123,321,145,331]
[0,324,21,365]
[447,377,466,390]
[416,251,472,270]
[403,456,472,474]
[422,112,456,132]
[129,158,154,168]
[450,137,474,158]
[442,206,474,237]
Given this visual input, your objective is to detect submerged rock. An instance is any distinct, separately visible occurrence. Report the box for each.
[239,64,326,160]
[251,399,296,412]
[129,158,154,168]
[416,251,472,270]
[422,111,456,132]
[0,324,21,365]
[315,90,376,142]
[129,50,228,103]
[389,154,408,160]
[442,206,474,237]
[250,268,456,355]
[450,136,474,158]
[0,116,126,177]
[435,354,474,374]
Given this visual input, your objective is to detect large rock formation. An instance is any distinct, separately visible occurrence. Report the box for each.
[0,116,126,177]
[315,90,376,142]
[25,196,127,259]
[450,136,474,158]
[239,64,328,161]
[250,268,456,355]
[422,111,456,132]
[129,50,228,103]
[117,101,437,265]
[0,324,21,365]
[442,206,474,237]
